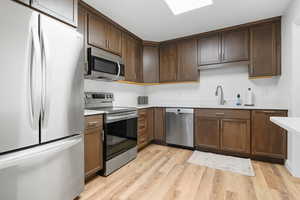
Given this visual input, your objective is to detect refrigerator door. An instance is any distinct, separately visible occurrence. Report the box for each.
[0,135,84,200]
[39,14,84,143]
[0,0,41,153]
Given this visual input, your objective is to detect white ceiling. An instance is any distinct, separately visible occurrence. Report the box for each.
[83,0,292,42]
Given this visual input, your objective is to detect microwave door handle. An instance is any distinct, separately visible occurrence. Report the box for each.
[116,62,121,80]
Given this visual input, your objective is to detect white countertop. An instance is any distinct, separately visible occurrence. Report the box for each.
[270,117,300,133]
[84,110,105,116]
[136,104,288,110]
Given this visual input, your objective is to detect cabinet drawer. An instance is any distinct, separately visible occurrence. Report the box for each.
[85,115,103,130]
[196,109,250,119]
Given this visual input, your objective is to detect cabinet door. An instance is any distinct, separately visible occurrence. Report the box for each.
[138,109,148,149]
[123,34,139,82]
[147,108,154,142]
[87,13,107,50]
[106,24,122,55]
[221,29,249,63]
[31,0,78,26]
[143,45,159,83]
[154,108,166,144]
[197,34,221,66]
[252,110,287,159]
[177,39,198,81]
[220,119,250,154]
[159,43,178,82]
[84,128,103,177]
[195,117,220,150]
[250,22,281,77]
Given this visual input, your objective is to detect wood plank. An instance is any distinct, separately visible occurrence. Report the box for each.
[79,144,300,200]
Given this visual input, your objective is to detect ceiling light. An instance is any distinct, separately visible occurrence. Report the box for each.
[164,0,213,15]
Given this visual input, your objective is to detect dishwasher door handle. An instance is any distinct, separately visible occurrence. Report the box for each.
[166,108,194,114]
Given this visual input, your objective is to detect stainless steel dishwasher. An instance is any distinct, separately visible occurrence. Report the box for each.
[166,108,194,148]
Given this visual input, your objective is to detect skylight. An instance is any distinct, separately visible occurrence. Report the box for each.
[164,0,213,15]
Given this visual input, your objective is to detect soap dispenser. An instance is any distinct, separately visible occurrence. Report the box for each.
[236,94,242,106]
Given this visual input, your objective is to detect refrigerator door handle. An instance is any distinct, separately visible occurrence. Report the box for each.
[28,21,42,129]
[0,135,82,171]
[40,25,49,127]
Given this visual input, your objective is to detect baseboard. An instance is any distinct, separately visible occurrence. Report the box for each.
[285,160,300,178]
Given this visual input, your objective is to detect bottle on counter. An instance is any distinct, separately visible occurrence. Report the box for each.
[245,88,254,106]
[236,94,242,106]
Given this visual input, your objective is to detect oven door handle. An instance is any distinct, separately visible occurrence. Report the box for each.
[106,114,138,124]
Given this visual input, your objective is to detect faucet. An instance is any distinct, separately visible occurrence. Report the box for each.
[215,85,226,105]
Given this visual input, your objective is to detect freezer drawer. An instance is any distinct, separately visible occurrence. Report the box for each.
[0,135,84,200]
[166,108,194,148]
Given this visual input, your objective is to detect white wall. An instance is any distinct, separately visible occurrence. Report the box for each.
[84,79,145,106]
[146,65,288,108]
[282,0,300,177]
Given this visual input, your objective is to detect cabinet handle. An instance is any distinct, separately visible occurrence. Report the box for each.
[215,113,225,116]
[102,130,105,141]
[87,121,98,128]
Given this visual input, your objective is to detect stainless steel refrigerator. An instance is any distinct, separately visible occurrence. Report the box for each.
[0,1,84,200]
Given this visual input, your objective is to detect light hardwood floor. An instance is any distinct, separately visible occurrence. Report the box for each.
[79,144,300,200]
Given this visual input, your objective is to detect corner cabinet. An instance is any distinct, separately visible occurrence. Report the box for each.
[31,0,78,27]
[252,110,287,159]
[142,44,160,83]
[84,115,103,179]
[159,42,178,82]
[249,21,281,77]
[122,33,142,82]
[195,109,251,154]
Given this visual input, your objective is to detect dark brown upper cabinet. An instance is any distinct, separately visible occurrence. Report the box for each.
[142,44,160,83]
[106,23,122,55]
[221,28,249,63]
[198,34,221,66]
[177,39,198,81]
[88,13,108,50]
[252,110,287,159]
[122,33,142,82]
[159,42,178,82]
[31,0,78,27]
[249,21,281,77]
[87,13,122,56]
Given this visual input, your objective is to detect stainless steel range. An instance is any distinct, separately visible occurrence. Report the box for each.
[85,92,138,176]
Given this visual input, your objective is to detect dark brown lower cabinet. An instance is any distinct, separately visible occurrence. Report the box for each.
[154,108,166,144]
[138,108,154,150]
[220,119,250,154]
[195,109,251,154]
[252,110,287,159]
[84,115,103,179]
[195,117,220,150]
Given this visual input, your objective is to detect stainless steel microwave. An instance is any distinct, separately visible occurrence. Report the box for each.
[86,47,125,81]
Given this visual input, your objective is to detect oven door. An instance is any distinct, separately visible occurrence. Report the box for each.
[104,112,138,161]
